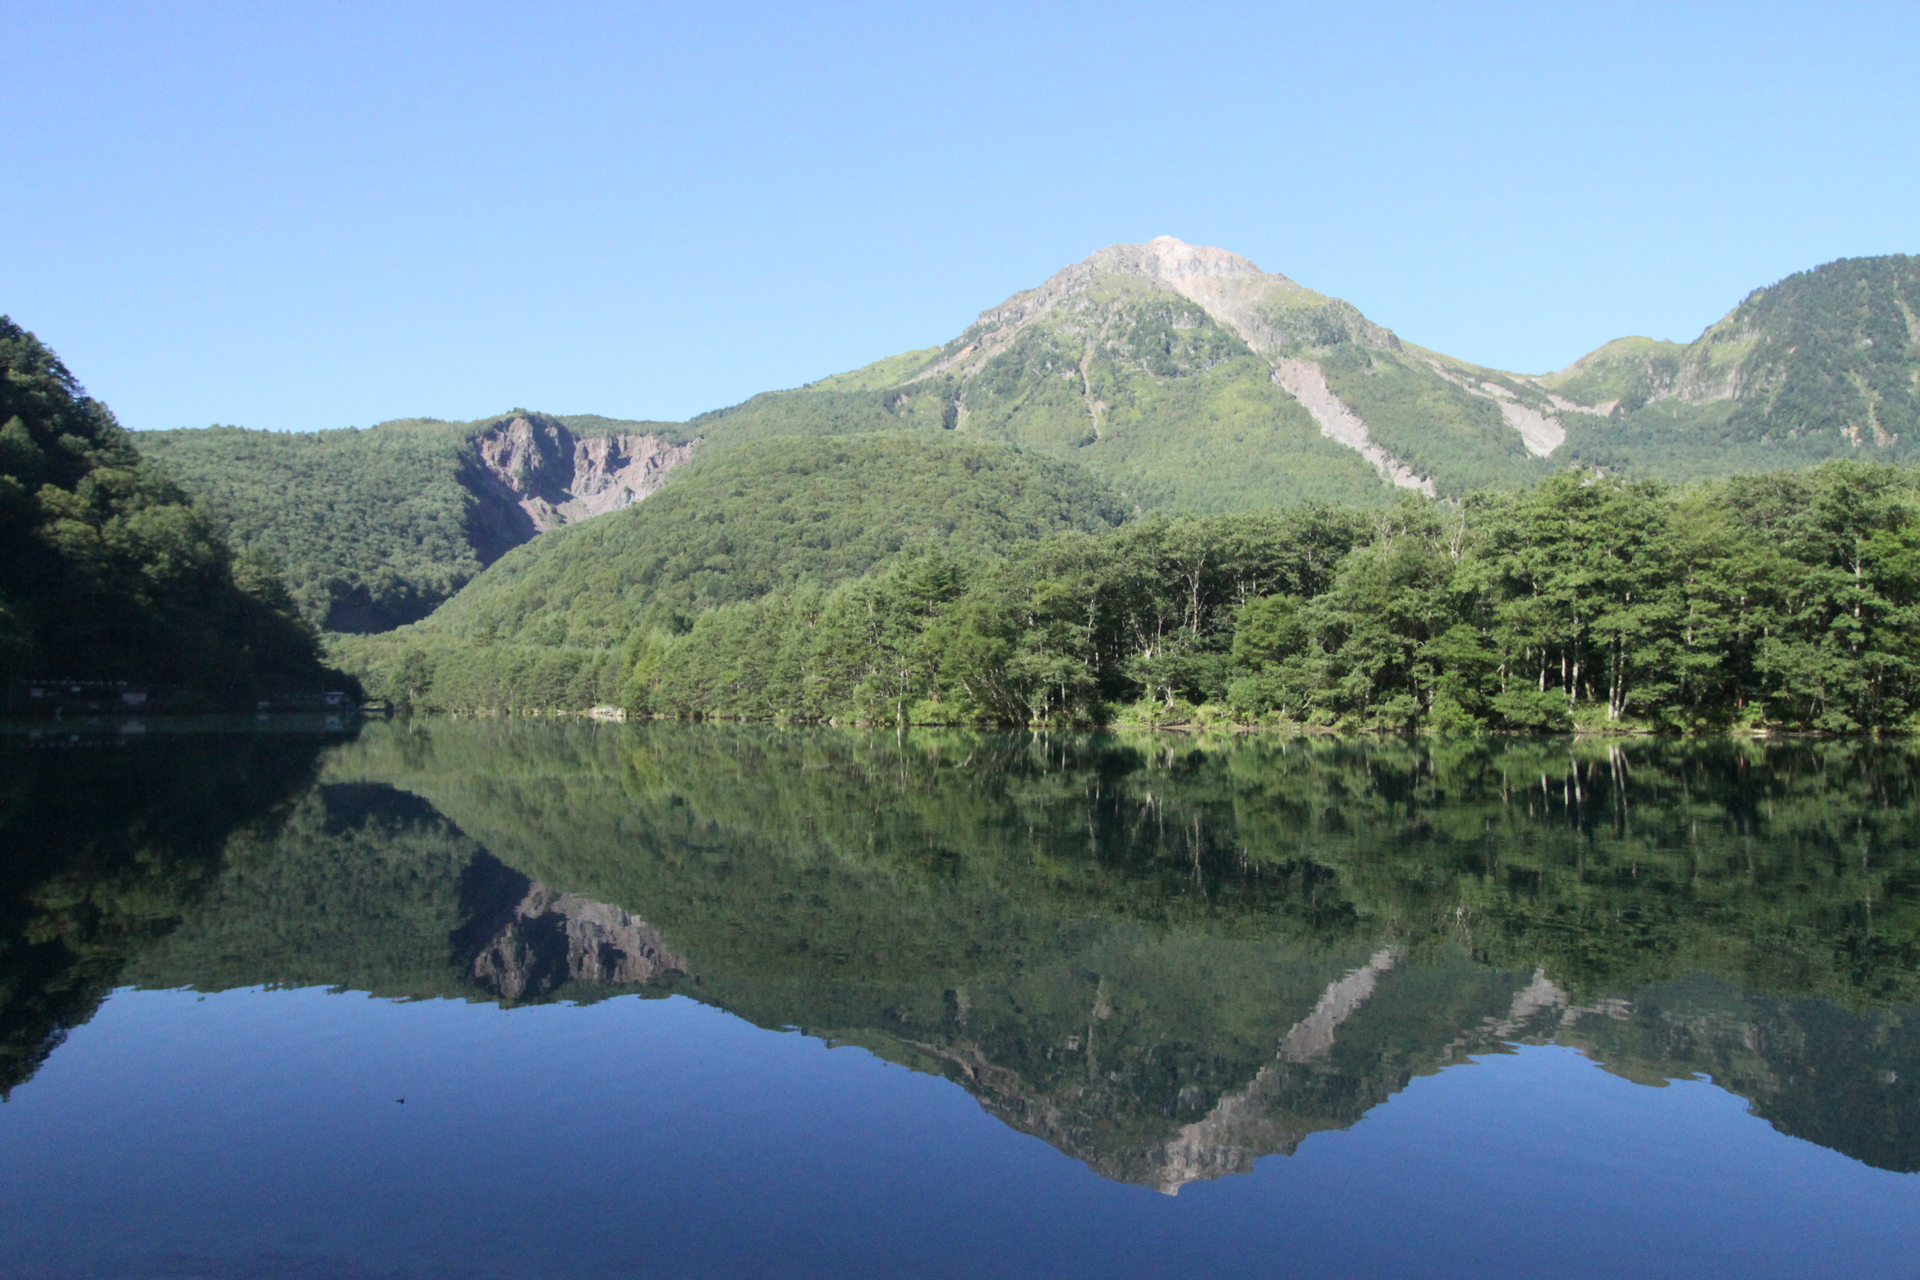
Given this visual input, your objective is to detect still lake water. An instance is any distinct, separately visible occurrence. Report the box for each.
[2,719,1918,1278]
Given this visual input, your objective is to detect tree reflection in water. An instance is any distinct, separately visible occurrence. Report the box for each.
[9,719,1920,1183]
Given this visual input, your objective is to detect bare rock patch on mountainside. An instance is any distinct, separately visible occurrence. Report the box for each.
[1273,358,1435,494]
[474,413,695,534]
[1416,356,1569,457]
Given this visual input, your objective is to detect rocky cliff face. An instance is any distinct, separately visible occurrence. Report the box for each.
[470,413,695,536]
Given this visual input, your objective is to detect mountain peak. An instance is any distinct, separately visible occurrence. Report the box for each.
[956,238,1331,358]
[1091,236,1278,287]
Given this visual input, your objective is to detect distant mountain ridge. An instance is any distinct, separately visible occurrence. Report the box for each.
[128,241,1920,635]
[1552,253,1920,475]
[771,238,1920,500]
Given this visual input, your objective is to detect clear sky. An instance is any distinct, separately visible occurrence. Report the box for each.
[6,1,1917,433]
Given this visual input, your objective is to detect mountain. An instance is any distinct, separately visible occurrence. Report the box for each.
[693,236,1562,505]
[127,242,1920,648]
[136,411,691,631]
[692,242,1920,501]
[417,432,1127,645]
[121,238,1587,638]
[326,433,1130,711]
[1553,253,1920,476]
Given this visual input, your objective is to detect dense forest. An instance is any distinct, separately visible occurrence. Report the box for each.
[1557,254,1920,476]
[343,458,1920,734]
[137,421,514,631]
[137,411,684,630]
[332,433,1131,710]
[0,319,351,707]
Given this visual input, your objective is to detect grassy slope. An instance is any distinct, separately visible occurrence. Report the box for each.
[806,347,944,392]
[1538,335,1690,407]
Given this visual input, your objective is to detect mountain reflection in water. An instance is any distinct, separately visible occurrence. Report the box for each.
[5,720,1920,1192]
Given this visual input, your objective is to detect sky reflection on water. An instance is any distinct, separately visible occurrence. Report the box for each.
[2,720,1918,1277]
[4,987,1913,1280]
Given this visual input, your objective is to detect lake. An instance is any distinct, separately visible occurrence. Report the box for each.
[2,718,1917,1278]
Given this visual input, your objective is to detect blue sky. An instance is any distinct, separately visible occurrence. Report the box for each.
[5,1,1917,432]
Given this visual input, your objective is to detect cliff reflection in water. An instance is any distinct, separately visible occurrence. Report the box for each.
[8,720,1920,1189]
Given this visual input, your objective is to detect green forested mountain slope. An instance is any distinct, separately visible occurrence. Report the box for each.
[0,319,343,703]
[1556,254,1920,475]
[395,433,1124,644]
[137,410,689,630]
[352,453,1920,734]
[686,239,1551,506]
[137,419,502,632]
[329,434,1129,708]
[688,245,1920,502]
[636,459,1920,734]
[128,242,1920,650]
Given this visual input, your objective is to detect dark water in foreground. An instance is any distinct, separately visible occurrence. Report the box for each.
[2,720,1918,1278]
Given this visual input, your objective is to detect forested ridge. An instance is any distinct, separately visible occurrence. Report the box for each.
[341,459,1920,734]
[420,433,1129,643]
[331,433,1132,710]
[1557,255,1920,475]
[136,421,507,632]
[118,247,1920,677]
[0,319,349,705]
[42,240,1915,733]
[137,411,683,631]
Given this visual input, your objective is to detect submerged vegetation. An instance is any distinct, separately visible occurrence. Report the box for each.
[344,459,1920,734]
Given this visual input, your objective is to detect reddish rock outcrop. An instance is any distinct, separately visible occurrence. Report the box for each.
[471,413,694,534]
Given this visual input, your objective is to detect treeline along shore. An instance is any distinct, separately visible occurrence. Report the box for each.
[338,459,1920,734]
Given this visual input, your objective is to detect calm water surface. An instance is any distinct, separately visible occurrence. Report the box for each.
[2,719,1917,1278]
